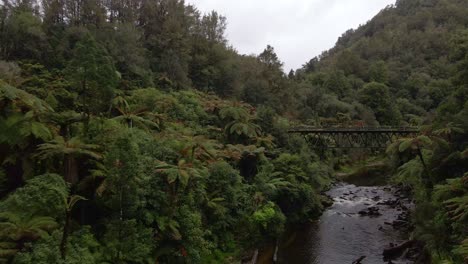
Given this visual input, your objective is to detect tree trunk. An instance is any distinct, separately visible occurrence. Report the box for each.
[417,148,432,190]
[64,156,79,184]
[250,249,259,264]
[60,209,71,260]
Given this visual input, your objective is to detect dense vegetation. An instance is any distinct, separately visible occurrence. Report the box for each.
[0,1,333,263]
[0,0,467,263]
[297,1,468,262]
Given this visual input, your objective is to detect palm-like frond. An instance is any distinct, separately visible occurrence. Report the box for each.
[264,176,292,193]
[179,135,220,163]
[156,159,204,188]
[221,144,265,161]
[205,196,226,212]
[219,106,250,121]
[462,148,468,158]
[0,241,18,260]
[0,81,52,113]
[256,134,276,149]
[113,105,162,131]
[395,158,425,191]
[453,239,468,261]
[111,91,130,110]
[66,195,87,212]
[0,212,57,241]
[227,120,261,137]
[398,135,432,153]
[0,113,52,146]
[387,136,432,155]
[433,122,464,139]
[444,195,468,222]
[434,177,467,201]
[155,216,181,240]
[46,111,86,126]
[35,136,102,160]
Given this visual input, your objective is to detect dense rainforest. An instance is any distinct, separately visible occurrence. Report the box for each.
[0,0,467,263]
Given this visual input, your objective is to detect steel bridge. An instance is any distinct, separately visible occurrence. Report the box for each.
[288,126,420,149]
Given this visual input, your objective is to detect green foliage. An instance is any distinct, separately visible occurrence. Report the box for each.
[452,239,468,262]
[0,174,68,219]
[358,82,401,125]
[219,104,261,143]
[35,137,102,184]
[0,174,68,262]
[369,60,389,83]
[65,34,118,115]
[156,159,203,188]
[36,137,102,160]
[102,130,142,218]
[251,202,286,238]
[102,220,153,264]
[0,9,47,61]
[13,228,102,264]
[7,0,468,262]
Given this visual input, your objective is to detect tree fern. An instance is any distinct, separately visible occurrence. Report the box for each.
[0,113,52,146]
[155,159,204,188]
[219,106,249,121]
[36,136,102,160]
[179,135,220,163]
[453,239,468,262]
[0,81,52,113]
[35,137,102,183]
[444,195,468,222]
[113,105,162,131]
[0,212,57,241]
[394,158,428,201]
[433,122,464,141]
[434,175,467,201]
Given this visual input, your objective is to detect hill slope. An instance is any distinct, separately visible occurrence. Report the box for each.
[292,0,468,126]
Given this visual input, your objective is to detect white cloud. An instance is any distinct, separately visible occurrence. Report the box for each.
[186,0,396,71]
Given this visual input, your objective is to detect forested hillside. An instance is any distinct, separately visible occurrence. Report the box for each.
[0,0,467,263]
[0,0,330,263]
[294,0,468,126]
[295,1,468,262]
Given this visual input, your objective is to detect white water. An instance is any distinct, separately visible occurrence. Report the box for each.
[278,183,414,264]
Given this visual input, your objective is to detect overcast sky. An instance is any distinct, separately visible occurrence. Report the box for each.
[186,0,396,71]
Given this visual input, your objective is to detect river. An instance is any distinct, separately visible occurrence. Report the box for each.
[276,183,414,264]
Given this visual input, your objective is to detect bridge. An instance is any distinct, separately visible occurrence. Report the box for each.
[288,126,420,149]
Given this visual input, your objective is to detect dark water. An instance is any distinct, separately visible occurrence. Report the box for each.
[277,183,413,264]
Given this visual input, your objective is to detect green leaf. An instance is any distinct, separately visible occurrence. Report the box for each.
[67,195,87,211]
[167,171,178,184]
[399,139,412,153]
[179,170,190,187]
[30,122,52,140]
[417,135,432,146]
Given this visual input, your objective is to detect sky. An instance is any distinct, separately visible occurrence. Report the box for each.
[186,0,396,71]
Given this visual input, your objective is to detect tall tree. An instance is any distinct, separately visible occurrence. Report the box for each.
[258,45,283,71]
[41,0,65,27]
[140,0,195,88]
[358,82,402,125]
[197,11,227,45]
[35,136,102,184]
[65,34,118,115]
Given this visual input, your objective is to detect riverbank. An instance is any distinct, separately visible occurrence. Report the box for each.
[335,156,392,186]
[247,153,431,264]
[276,183,416,263]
